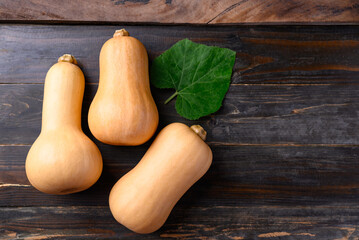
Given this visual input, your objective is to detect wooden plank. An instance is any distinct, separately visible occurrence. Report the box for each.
[1,24,359,239]
[2,145,359,207]
[0,0,358,24]
[0,25,358,84]
[1,205,359,239]
[0,83,358,145]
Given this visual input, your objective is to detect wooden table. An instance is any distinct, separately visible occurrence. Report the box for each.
[1,1,359,239]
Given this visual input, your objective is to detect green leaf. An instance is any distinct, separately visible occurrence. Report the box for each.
[150,39,236,120]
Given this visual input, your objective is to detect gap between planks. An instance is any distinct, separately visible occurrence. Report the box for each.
[0,82,345,86]
[2,204,359,209]
[1,20,358,26]
[0,143,358,147]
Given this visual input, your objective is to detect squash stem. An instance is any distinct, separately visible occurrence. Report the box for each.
[190,125,207,141]
[164,91,178,104]
[114,29,130,37]
[58,54,77,65]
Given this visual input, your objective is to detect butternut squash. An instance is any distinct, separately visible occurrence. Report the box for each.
[109,123,212,233]
[25,54,103,195]
[88,29,159,146]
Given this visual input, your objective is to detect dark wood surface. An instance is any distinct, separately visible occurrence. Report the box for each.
[0,0,358,24]
[1,25,359,85]
[1,24,359,239]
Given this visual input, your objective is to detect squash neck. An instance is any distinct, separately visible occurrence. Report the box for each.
[41,58,84,131]
[42,105,83,131]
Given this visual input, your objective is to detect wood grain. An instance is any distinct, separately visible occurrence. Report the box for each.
[1,24,359,239]
[1,145,359,207]
[0,0,358,24]
[0,83,358,145]
[0,25,358,84]
[1,205,359,239]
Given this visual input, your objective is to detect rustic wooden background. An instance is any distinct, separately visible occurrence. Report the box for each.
[1,1,359,239]
[0,0,358,24]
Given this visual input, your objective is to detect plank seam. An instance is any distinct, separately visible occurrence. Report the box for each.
[0,20,358,26]
[0,83,356,86]
[1,143,358,147]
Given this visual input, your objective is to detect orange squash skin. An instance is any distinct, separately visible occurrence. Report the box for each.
[109,123,212,233]
[25,55,103,195]
[88,30,159,146]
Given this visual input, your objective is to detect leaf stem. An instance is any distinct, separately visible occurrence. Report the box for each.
[164,91,178,104]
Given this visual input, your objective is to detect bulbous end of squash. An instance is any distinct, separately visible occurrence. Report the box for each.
[58,54,78,65]
[190,125,207,141]
[113,29,130,37]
